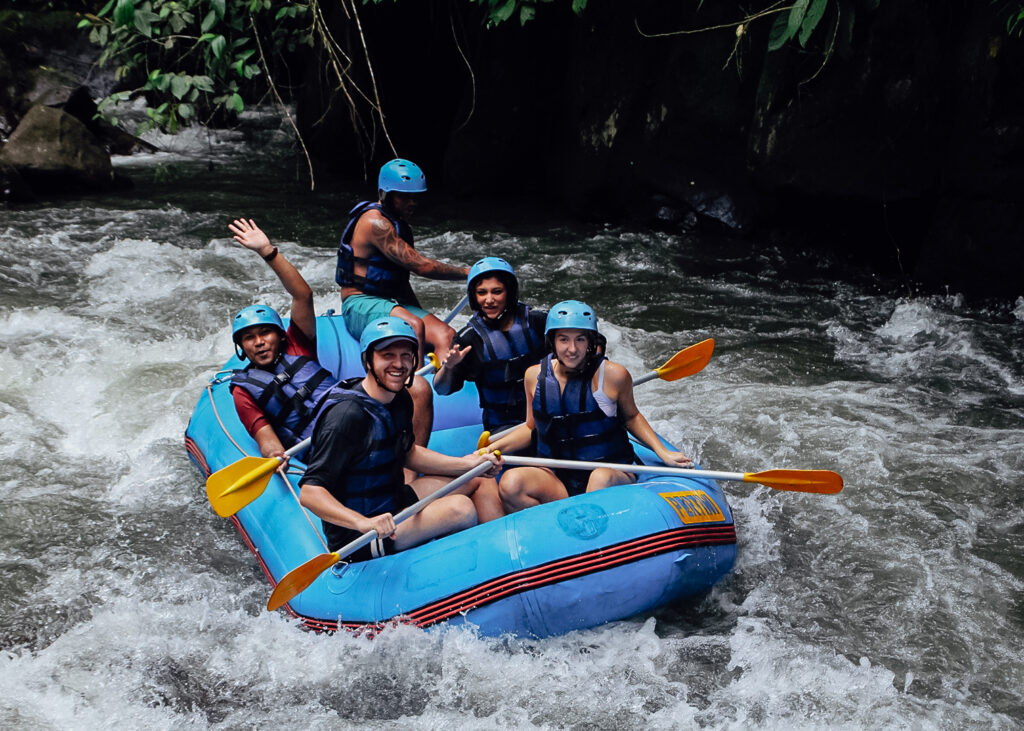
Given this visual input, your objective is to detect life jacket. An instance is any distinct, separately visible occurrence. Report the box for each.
[532,353,636,466]
[465,303,546,432]
[335,201,413,300]
[230,354,338,448]
[311,382,413,521]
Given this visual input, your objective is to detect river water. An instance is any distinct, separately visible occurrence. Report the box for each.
[2,126,1023,728]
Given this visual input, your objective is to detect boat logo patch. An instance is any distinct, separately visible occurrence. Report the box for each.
[659,490,724,524]
[556,503,609,540]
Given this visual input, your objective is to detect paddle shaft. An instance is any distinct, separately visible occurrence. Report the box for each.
[266,460,493,610]
[338,460,492,558]
[500,455,842,494]
[443,294,470,324]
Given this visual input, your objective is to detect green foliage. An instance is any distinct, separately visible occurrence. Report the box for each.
[367,0,587,28]
[1006,3,1024,36]
[766,0,881,62]
[470,0,588,27]
[78,0,312,134]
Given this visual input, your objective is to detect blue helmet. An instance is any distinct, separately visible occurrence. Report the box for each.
[544,300,598,334]
[232,304,285,344]
[359,316,419,356]
[360,316,419,389]
[467,256,519,313]
[378,159,427,196]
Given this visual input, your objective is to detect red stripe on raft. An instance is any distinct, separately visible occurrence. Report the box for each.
[184,437,211,477]
[289,523,736,634]
[407,525,737,627]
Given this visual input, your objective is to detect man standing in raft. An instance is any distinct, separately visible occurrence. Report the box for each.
[299,316,504,561]
[488,300,694,512]
[337,158,468,360]
[432,257,548,435]
[227,219,434,461]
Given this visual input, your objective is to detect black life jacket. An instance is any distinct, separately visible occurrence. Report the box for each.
[311,383,413,523]
[465,303,546,432]
[335,201,413,300]
[230,354,338,448]
[532,353,635,466]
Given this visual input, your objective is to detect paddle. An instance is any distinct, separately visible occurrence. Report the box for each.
[499,454,844,494]
[477,339,716,449]
[205,290,462,518]
[205,355,443,517]
[206,439,311,517]
[443,294,470,324]
[266,460,494,611]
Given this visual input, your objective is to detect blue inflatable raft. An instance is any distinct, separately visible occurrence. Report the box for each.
[185,312,737,637]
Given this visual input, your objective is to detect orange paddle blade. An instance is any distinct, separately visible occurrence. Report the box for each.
[655,339,715,382]
[205,456,280,517]
[267,552,341,611]
[744,469,843,494]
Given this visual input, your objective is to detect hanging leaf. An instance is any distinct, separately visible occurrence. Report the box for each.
[201,9,217,33]
[767,12,792,52]
[211,0,226,20]
[170,74,191,100]
[798,0,829,48]
[785,0,811,43]
[491,0,518,25]
[113,0,135,28]
[210,34,226,59]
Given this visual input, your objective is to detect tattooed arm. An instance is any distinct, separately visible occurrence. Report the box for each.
[371,217,468,280]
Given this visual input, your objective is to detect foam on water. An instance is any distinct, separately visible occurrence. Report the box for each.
[2,153,1023,726]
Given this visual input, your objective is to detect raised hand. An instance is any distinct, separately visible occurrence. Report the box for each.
[229,218,273,257]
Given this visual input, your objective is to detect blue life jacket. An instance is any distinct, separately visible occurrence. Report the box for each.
[230,354,338,448]
[532,353,635,466]
[336,201,413,300]
[311,384,413,522]
[465,303,546,432]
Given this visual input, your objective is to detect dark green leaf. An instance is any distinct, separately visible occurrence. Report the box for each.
[201,8,217,33]
[798,0,828,47]
[767,12,792,52]
[570,0,587,13]
[519,5,534,24]
[228,93,244,112]
[786,0,811,43]
[491,0,517,25]
[170,74,191,100]
[113,0,135,28]
[178,103,194,119]
[133,11,152,37]
[192,74,215,92]
[211,0,226,20]
[210,34,226,58]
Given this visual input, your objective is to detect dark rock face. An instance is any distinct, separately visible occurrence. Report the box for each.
[299,1,1024,299]
[0,105,115,193]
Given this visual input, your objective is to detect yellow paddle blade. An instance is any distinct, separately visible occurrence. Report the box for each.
[476,430,492,450]
[205,456,280,517]
[655,338,715,382]
[744,469,844,494]
[267,552,341,611]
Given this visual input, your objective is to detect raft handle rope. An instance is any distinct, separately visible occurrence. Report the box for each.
[204,383,329,551]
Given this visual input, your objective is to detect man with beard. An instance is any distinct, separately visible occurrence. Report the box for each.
[228,219,434,463]
[299,317,504,560]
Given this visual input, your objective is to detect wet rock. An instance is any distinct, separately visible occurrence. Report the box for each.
[0,104,115,193]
